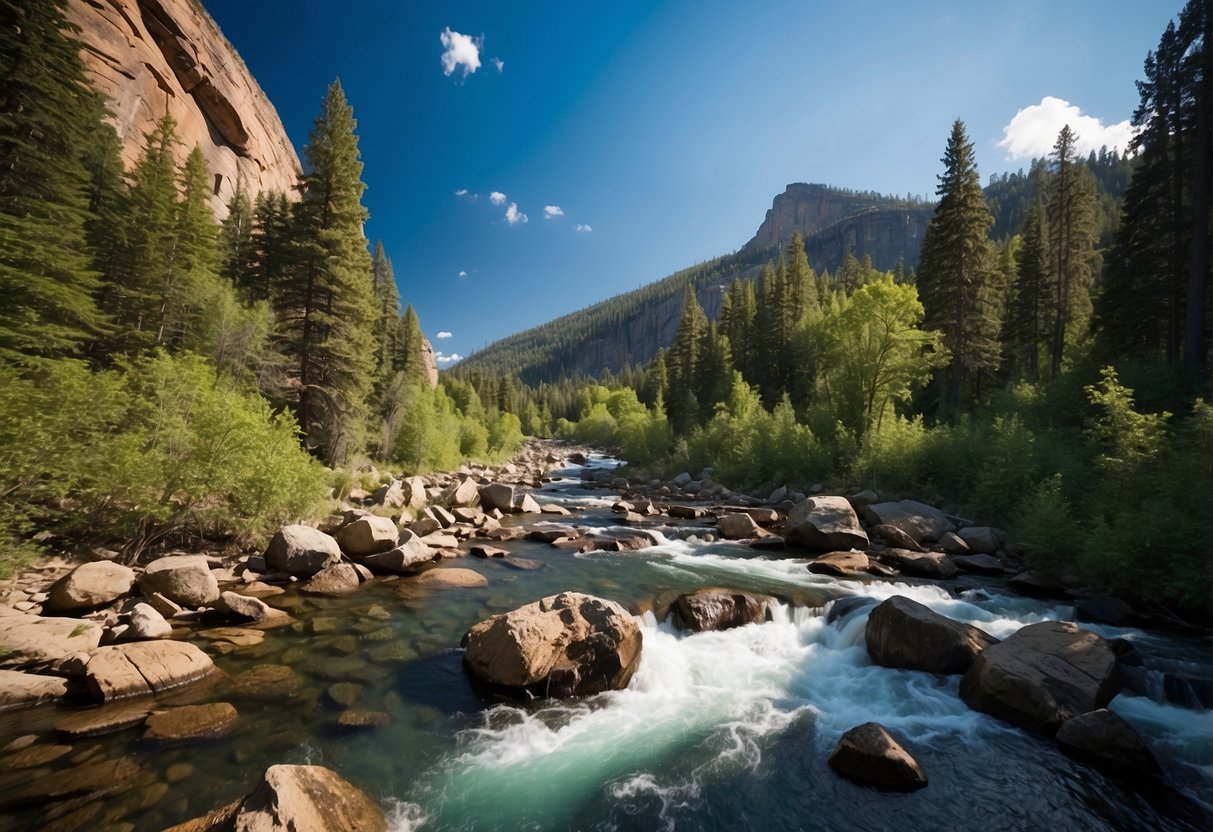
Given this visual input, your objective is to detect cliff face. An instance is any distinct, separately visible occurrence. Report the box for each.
[64,0,300,216]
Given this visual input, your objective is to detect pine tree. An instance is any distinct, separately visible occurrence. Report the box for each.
[917,119,1001,412]
[251,190,292,302]
[162,145,219,348]
[1006,201,1050,380]
[1046,125,1099,376]
[277,80,378,463]
[666,284,706,434]
[0,0,111,363]
[642,348,668,407]
[719,279,756,384]
[694,322,732,421]
[220,177,257,296]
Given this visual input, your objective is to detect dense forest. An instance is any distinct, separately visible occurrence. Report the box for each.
[1,0,1210,619]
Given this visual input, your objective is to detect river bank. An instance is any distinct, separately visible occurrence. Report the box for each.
[0,442,1209,831]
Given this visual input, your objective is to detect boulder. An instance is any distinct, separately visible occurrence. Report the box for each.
[0,669,68,710]
[864,500,953,544]
[1074,597,1138,627]
[411,567,487,588]
[402,476,428,509]
[952,554,1004,576]
[516,494,542,514]
[462,592,642,697]
[1009,571,1068,599]
[959,620,1121,734]
[85,640,215,701]
[470,544,510,559]
[957,526,1002,554]
[479,483,516,513]
[123,602,172,640]
[443,476,481,507]
[54,702,152,738]
[870,524,923,552]
[371,479,405,508]
[882,549,959,579]
[424,505,457,528]
[0,756,142,811]
[226,664,301,700]
[138,555,219,608]
[828,722,927,791]
[360,539,439,574]
[143,702,238,741]
[673,589,772,632]
[264,525,342,577]
[807,550,870,577]
[0,613,102,670]
[718,512,760,540]
[224,764,388,832]
[1055,709,1160,774]
[938,531,970,555]
[300,563,361,596]
[847,489,879,512]
[786,496,869,551]
[865,596,997,675]
[408,517,442,537]
[45,561,135,612]
[336,515,399,557]
[213,590,276,622]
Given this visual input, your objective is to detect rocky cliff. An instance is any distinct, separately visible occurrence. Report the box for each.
[64,0,300,216]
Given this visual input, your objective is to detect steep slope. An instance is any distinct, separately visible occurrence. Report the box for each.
[64,0,301,216]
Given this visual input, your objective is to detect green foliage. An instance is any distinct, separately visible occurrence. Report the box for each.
[1016,474,1083,570]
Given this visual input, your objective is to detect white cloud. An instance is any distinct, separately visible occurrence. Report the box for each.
[543,205,564,219]
[435,351,463,366]
[440,28,481,77]
[505,203,528,224]
[457,270,468,278]
[436,331,453,339]
[454,188,468,196]
[489,191,507,205]
[491,57,504,72]
[575,223,592,232]
[998,96,1137,160]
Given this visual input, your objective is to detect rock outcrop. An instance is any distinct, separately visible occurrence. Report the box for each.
[673,589,772,632]
[865,596,997,675]
[786,496,869,551]
[828,722,928,791]
[1055,709,1160,774]
[45,561,135,612]
[264,525,343,577]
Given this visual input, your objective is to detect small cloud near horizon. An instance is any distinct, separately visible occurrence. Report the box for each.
[440,28,481,77]
[505,203,528,224]
[457,270,468,278]
[489,191,506,205]
[454,188,468,196]
[575,223,592,232]
[543,205,564,219]
[435,351,463,366]
[436,331,453,339]
[491,57,504,72]
[999,96,1137,160]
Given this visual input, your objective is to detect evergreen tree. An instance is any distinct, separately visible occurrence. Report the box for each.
[0,0,111,363]
[276,80,378,463]
[719,279,756,383]
[917,119,1001,412]
[666,284,706,434]
[1045,125,1099,376]
[642,348,668,408]
[163,145,219,348]
[251,190,292,302]
[219,177,257,296]
[1006,201,1050,380]
[694,322,732,421]
[752,263,781,404]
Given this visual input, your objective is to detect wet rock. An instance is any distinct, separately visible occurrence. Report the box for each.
[952,554,1004,576]
[478,482,516,513]
[325,682,363,708]
[300,563,361,596]
[540,503,571,516]
[1009,571,1068,599]
[718,512,760,540]
[462,591,642,698]
[827,596,879,625]
[264,525,343,577]
[828,722,927,790]
[0,755,141,810]
[787,496,869,551]
[957,526,1003,554]
[0,742,72,770]
[45,561,135,612]
[667,504,711,519]
[226,664,300,700]
[517,494,542,513]
[237,764,388,831]
[55,703,151,739]
[138,555,219,608]
[882,549,959,579]
[336,709,390,730]
[336,515,399,557]
[85,640,215,701]
[412,568,487,588]
[199,627,265,648]
[359,539,439,574]
[143,702,238,741]
[959,620,1121,734]
[865,595,997,675]
[750,536,786,551]
[1074,597,1138,627]
[470,544,510,558]
[807,551,870,577]
[213,590,276,622]
[499,556,543,571]
[0,613,102,670]
[864,500,953,544]
[673,589,772,632]
[1055,708,1160,774]
[0,669,68,710]
[870,524,923,552]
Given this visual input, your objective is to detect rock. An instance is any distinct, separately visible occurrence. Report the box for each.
[138,555,219,608]
[336,515,399,557]
[145,591,185,619]
[402,476,428,508]
[517,494,542,513]
[847,489,879,512]
[0,613,102,670]
[952,554,1004,576]
[0,742,73,769]
[143,702,238,741]
[807,550,870,577]
[0,755,141,810]
[479,483,516,513]
[462,592,642,698]
[336,709,390,730]
[300,563,361,596]
[213,590,275,621]
[1055,709,1160,774]
[1074,597,1138,627]
[767,484,788,503]
[864,500,953,544]
[419,532,460,549]
[882,549,959,579]
[865,596,997,675]
[870,524,923,552]
[371,479,405,508]
[451,507,480,523]
[359,540,439,574]
[672,472,692,487]
[959,620,1121,734]
[443,476,481,507]
[938,531,970,555]
[225,764,387,832]
[470,544,510,559]
[828,722,928,791]
[717,513,760,540]
[225,664,300,700]
[786,496,869,551]
[54,702,151,738]
[425,505,457,528]
[750,536,786,551]
[264,525,343,577]
[1009,571,1068,599]
[540,503,571,516]
[667,505,711,519]
[325,682,363,708]
[827,596,879,625]
[45,561,136,612]
[412,568,487,588]
[85,640,215,701]
[0,669,68,710]
[123,602,172,640]
[408,517,442,537]
[957,526,1002,554]
[673,589,772,632]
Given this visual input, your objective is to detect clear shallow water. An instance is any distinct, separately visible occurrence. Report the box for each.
[0,455,1210,831]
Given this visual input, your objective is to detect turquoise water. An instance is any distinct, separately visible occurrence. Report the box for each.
[0,457,1210,831]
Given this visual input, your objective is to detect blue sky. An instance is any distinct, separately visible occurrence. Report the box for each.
[206,0,1178,366]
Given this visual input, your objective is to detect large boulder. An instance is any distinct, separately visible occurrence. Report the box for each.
[0,613,103,670]
[0,669,68,710]
[828,722,928,790]
[359,539,439,574]
[870,523,923,552]
[462,592,642,698]
[717,513,760,540]
[121,602,172,640]
[882,549,959,579]
[443,476,481,508]
[864,500,953,544]
[1055,709,1160,774]
[213,590,277,622]
[138,555,219,608]
[85,640,215,701]
[957,526,1002,554]
[478,483,516,513]
[336,515,399,557]
[300,563,361,596]
[807,551,870,577]
[865,596,997,675]
[144,702,239,742]
[45,561,135,612]
[264,525,342,577]
[673,589,772,632]
[959,620,1121,734]
[402,476,428,509]
[371,479,405,508]
[786,496,869,551]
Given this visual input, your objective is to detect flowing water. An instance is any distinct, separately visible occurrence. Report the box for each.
[0,455,1210,831]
